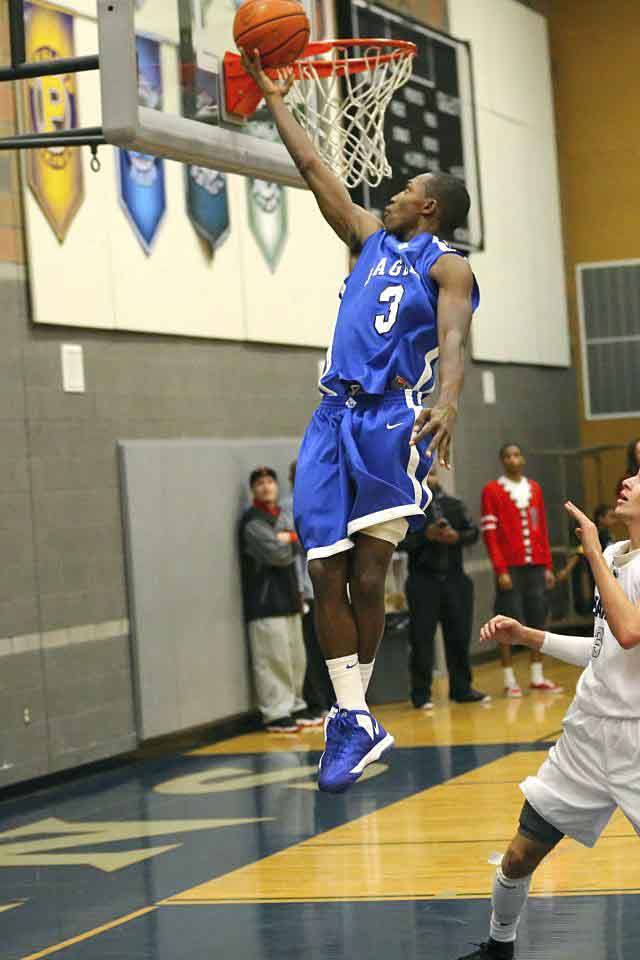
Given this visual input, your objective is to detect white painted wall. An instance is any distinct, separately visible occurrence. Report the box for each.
[449,0,570,367]
[21,9,346,347]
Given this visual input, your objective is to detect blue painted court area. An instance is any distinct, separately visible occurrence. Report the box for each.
[42,897,640,960]
[2,738,639,959]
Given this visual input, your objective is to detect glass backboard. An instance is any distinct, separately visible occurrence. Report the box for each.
[98,0,327,187]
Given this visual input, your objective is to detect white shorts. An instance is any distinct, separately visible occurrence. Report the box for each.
[520,702,640,847]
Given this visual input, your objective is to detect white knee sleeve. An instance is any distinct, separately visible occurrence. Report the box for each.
[489,866,531,943]
[360,517,409,547]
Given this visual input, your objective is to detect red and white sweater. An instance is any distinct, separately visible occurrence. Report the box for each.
[480,476,553,576]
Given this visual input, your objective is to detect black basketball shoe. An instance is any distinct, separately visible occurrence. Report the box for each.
[456,940,514,959]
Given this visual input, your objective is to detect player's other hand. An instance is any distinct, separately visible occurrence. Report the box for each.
[544,568,556,590]
[410,402,457,468]
[497,572,513,591]
[239,48,294,98]
[480,615,526,647]
[565,500,601,558]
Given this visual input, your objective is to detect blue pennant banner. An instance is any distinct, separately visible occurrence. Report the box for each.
[117,36,166,254]
[185,166,230,253]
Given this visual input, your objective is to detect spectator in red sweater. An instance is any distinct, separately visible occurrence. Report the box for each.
[481,443,562,697]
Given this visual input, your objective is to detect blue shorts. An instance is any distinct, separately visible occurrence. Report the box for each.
[293,390,434,560]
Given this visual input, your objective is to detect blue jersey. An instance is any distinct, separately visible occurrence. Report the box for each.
[319,229,479,397]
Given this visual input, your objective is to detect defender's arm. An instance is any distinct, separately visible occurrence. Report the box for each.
[240,50,381,252]
[565,500,640,650]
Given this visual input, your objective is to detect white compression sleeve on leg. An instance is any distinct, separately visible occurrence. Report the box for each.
[541,632,593,667]
[489,867,531,943]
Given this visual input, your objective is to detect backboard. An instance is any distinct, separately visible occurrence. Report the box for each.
[97,0,326,188]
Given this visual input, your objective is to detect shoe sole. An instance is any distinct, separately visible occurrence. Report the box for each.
[318,733,395,794]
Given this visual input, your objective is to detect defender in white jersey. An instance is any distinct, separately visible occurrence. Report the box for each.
[456,469,640,960]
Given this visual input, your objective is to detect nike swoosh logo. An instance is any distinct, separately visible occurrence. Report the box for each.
[386,422,403,430]
[346,662,358,669]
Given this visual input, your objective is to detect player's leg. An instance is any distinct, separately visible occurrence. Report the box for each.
[312,528,403,794]
[466,710,616,957]
[456,801,562,959]
[294,402,366,717]
[309,552,366,711]
[349,531,396,683]
[523,566,563,692]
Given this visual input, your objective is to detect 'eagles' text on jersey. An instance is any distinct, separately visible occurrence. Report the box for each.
[319,229,480,397]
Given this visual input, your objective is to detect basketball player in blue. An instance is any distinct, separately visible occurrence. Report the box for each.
[242,50,479,793]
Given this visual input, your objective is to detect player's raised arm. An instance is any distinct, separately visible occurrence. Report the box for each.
[240,49,381,253]
[410,254,474,465]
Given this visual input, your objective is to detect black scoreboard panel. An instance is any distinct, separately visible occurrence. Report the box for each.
[338,0,483,251]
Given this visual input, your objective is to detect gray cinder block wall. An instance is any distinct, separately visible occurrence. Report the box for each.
[1,232,579,788]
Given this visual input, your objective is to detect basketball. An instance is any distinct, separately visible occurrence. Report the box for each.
[233,0,310,69]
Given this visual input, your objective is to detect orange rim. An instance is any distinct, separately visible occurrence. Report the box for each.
[290,39,417,78]
[223,39,416,117]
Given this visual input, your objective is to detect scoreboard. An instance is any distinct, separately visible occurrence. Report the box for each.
[338,0,483,251]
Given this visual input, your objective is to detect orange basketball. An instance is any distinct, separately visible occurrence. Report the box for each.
[233,0,310,69]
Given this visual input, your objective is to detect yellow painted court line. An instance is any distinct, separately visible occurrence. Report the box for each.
[20,906,157,960]
[160,888,640,905]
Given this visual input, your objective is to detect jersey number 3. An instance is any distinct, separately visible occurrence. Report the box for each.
[374,284,405,334]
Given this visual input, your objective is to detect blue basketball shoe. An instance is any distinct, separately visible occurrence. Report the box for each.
[318,708,394,794]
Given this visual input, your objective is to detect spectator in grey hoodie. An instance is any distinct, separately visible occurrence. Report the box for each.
[240,466,319,732]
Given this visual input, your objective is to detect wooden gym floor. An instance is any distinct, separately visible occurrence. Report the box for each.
[3,651,640,960]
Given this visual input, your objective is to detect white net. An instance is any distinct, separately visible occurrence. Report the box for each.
[284,44,414,190]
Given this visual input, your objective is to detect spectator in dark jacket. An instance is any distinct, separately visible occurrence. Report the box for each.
[401,470,489,710]
[240,466,309,733]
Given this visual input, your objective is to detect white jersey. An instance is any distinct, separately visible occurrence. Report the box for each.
[573,540,640,718]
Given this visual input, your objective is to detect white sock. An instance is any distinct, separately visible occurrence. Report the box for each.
[489,866,531,943]
[326,654,367,711]
[503,667,517,688]
[360,659,375,696]
[530,661,544,684]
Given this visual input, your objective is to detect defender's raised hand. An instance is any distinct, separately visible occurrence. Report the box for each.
[565,500,602,559]
[480,615,527,647]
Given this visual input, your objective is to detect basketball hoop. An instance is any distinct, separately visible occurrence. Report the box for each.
[223,39,417,189]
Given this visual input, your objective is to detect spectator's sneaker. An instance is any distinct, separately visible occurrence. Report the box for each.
[452,689,492,704]
[411,688,430,709]
[504,684,523,699]
[420,701,434,711]
[455,941,514,959]
[530,679,564,693]
[318,708,394,794]
[294,708,324,728]
[264,716,299,733]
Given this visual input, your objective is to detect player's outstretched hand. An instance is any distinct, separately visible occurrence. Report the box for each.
[480,615,527,647]
[410,402,457,468]
[565,500,602,558]
[239,48,294,98]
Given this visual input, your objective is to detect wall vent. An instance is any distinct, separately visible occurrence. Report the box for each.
[576,259,640,419]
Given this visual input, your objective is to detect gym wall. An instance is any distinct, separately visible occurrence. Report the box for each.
[449,0,570,367]
[22,6,345,347]
[0,0,579,789]
[531,0,640,509]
